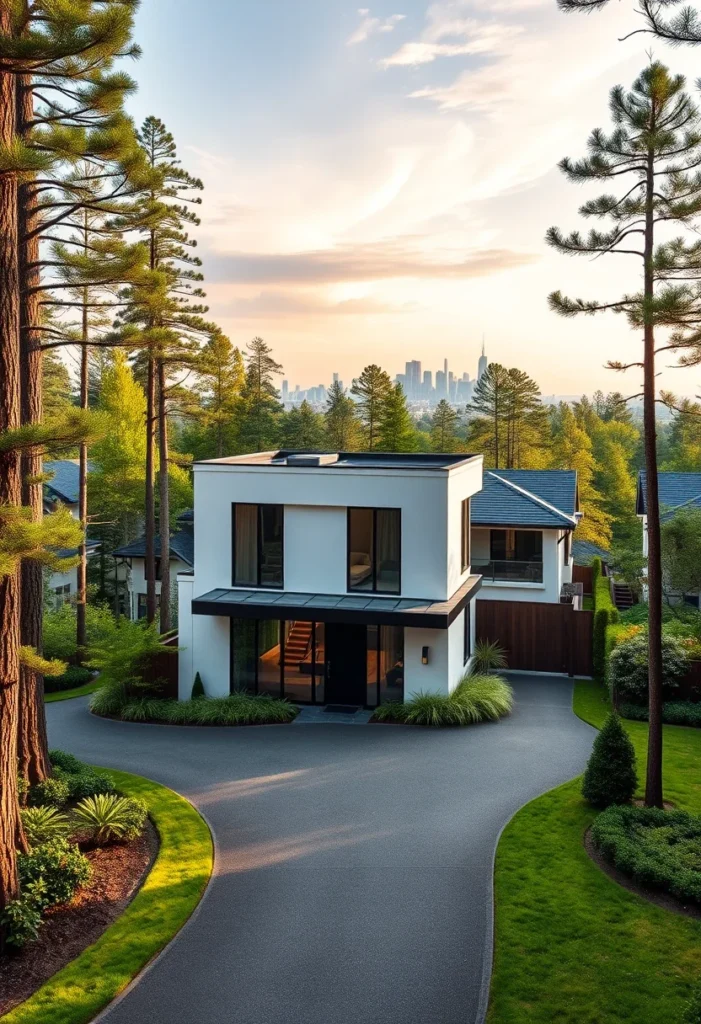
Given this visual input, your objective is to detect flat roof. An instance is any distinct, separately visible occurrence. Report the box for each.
[192,576,482,629]
[196,450,481,472]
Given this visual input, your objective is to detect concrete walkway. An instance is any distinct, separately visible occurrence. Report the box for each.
[47,676,594,1024]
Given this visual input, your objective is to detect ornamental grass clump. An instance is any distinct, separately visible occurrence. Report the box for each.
[582,712,637,808]
[591,806,701,905]
[20,806,71,847]
[372,674,513,727]
[91,688,299,726]
[73,794,148,846]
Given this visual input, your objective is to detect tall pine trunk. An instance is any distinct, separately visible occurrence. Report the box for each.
[157,359,171,633]
[145,354,157,623]
[76,244,89,659]
[643,131,664,808]
[0,28,25,920]
[17,69,50,787]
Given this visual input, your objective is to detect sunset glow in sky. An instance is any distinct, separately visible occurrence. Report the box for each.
[131,0,701,395]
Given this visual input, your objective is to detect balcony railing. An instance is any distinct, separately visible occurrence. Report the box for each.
[472,559,544,584]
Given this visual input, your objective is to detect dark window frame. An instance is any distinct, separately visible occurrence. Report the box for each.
[461,498,470,573]
[563,531,571,567]
[346,506,402,595]
[464,603,472,664]
[490,528,543,563]
[231,502,284,589]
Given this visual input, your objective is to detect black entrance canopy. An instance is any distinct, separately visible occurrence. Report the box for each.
[192,575,481,630]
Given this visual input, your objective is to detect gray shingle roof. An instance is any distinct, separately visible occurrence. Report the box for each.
[113,528,194,567]
[470,470,579,529]
[637,471,701,516]
[572,539,609,565]
[44,460,80,504]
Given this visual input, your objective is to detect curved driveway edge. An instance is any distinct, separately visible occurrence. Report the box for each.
[47,675,594,1024]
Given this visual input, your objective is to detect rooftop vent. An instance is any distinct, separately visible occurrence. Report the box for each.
[285,453,339,467]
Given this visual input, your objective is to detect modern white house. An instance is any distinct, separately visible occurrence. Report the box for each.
[177,451,484,706]
[470,470,580,605]
[113,510,194,621]
[44,460,100,608]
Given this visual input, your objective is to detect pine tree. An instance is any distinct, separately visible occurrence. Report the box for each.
[377,383,418,452]
[547,63,701,807]
[184,332,244,459]
[582,712,637,808]
[42,351,73,421]
[430,400,460,452]
[281,400,327,449]
[558,0,701,44]
[239,337,283,451]
[324,380,360,451]
[468,363,549,468]
[550,403,613,547]
[351,364,392,451]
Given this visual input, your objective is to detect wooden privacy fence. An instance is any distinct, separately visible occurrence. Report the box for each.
[573,565,593,595]
[138,632,179,699]
[476,600,593,677]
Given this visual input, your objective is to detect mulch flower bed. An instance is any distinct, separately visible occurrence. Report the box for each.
[0,819,158,1017]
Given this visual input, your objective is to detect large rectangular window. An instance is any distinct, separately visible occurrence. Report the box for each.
[483,529,543,583]
[348,508,401,594]
[461,498,470,573]
[232,503,284,588]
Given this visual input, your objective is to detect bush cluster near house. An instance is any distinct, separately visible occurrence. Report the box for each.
[371,674,513,727]
[1,752,148,949]
[592,557,620,681]
[610,633,690,702]
[591,805,701,905]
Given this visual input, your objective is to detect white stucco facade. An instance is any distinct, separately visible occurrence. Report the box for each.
[178,452,484,704]
[126,555,191,621]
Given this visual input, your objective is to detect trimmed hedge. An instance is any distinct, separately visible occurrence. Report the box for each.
[591,805,701,904]
[621,702,701,728]
[592,557,620,682]
[44,667,94,695]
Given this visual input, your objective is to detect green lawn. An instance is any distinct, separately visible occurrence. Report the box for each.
[488,681,701,1024]
[44,680,102,703]
[4,768,213,1024]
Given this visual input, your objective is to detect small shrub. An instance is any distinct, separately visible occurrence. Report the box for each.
[73,794,147,845]
[191,672,205,699]
[582,712,637,808]
[610,633,689,702]
[371,675,513,727]
[90,679,130,717]
[18,838,91,909]
[591,805,701,904]
[44,665,93,694]
[0,880,46,948]
[48,750,115,799]
[28,773,70,808]
[684,979,701,1024]
[21,805,70,846]
[471,639,508,674]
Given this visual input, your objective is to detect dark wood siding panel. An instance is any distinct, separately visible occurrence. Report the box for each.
[476,600,593,677]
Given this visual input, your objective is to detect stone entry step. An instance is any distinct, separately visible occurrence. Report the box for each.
[292,706,374,725]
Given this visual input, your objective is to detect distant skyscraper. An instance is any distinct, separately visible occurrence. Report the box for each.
[435,370,447,400]
[478,340,488,381]
[423,369,433,397]
[282,380,289,403]
[404,360,421,400]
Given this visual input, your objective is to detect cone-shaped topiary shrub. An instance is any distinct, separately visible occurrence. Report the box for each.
[582,712,637,808]
[191,672,205,699]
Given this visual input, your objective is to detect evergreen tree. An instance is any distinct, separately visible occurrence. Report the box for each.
[42,351,73,421]
[468,363,549,468]
[351,364,392,451]
[185,332,245,459]
[281,400,327,449]
[558,0,701,44]
[430,399,460,452]
[239,337,283,451]
[582,712,637,809]
[550,403,613,547]
[660,397,701,471]
[377,383,419,452]
[324,380,360,451]
[547,63,701,807]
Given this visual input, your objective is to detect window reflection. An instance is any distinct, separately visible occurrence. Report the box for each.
[379,626,404,704]
[314,623,325,703]
[376,510,400,594]
[231,619,256,692]
[257,620,282,697]
[283,620,313,702]
[260,505,283,588]
[348,508,373,591]
[366,624,379,707]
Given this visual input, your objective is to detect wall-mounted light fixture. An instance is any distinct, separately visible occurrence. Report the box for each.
[422,646,430,665]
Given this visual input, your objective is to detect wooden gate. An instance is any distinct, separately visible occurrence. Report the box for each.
[573,565,593,595]
[476,600,593,677]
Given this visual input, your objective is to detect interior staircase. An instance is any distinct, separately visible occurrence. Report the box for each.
[284,621,313,668]
[612,581,635,612]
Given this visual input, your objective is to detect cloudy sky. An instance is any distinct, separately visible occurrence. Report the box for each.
[130,0,701,395]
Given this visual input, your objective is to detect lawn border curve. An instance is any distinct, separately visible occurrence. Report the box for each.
[2,768,214,1024]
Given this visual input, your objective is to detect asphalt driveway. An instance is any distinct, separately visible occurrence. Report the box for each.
[47,675,594,1024]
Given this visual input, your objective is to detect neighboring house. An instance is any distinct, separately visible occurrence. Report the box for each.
[637,471,701,607]
[470,470,580,605]
[113,511,194,621]
[44,460,100,608]
[177,451,484,706]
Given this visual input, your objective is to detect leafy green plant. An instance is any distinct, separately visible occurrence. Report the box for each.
[73,794,148,845]
[48,750,116,799]
[191,672,205,699]
[684,979,701,1024]
[43,602,118,663]
[592,805,701,904]
[28,773,71,808]
[472,639,508,674]
[610,633,689,702]
[19,838,91,909]
[0,879,47,948]
[21,806,71,847]
[582,712,637,808]
[372,675,513,727]
[86,618,175,701]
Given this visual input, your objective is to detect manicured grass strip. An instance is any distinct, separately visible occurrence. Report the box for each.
[44,680,102,703]
[488,681,701,1024]
[3,769,213,1024]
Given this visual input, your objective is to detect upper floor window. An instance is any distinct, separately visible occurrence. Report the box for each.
[348,507,401,594]
[232,503,284,588]
[461,498,470,573]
